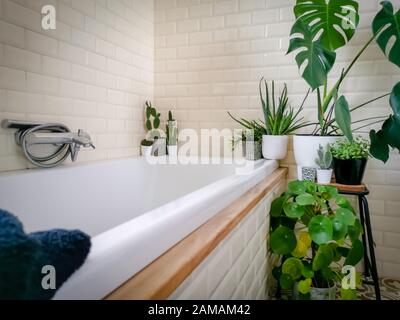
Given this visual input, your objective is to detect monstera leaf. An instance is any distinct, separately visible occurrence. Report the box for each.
[373,1,400,68]
[370,82,400,163]
[294,0,360,51]
[287,20,336,90]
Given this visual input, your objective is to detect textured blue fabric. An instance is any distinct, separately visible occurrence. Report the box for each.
[0,210,91,300]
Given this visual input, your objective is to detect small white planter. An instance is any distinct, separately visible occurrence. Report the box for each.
[167,145,178,157]
[317,169,333,185]
[141,145,152,157]
[262,135,288,160]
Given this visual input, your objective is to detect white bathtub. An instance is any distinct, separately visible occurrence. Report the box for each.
[0,157,278,299]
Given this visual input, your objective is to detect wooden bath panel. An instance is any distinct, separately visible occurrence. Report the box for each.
[106,167,288,300]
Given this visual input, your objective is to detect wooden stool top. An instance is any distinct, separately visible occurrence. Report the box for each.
[329,182,369,195]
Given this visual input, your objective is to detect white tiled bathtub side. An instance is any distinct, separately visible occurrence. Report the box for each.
[169,180,286,300]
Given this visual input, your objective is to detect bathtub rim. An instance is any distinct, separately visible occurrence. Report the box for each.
[105,167,288,300]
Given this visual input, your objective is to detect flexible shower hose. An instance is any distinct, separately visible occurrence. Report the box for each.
[16,123,73,168]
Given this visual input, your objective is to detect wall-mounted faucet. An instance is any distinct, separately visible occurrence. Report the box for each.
[1,120,95,168]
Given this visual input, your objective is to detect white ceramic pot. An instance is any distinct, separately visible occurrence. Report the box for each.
[317,169,333,185]
[167,145,178,157]
[262,135,288,160]
[293,283,337,300]
[293,135,341,180]
[141,145,152,157]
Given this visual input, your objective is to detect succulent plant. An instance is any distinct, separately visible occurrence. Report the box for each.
[144,101,161,143]
[315,144,333,170]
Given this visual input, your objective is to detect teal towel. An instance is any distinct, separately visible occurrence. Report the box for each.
[0,209,91,300]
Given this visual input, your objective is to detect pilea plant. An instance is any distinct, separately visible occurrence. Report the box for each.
[287,0,400,162]
[269,181,364,300]
[142,101,161,146]
[315,144,333,170]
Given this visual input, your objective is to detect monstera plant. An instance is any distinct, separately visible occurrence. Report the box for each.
[269,181,364,300]
[287,0,400,163]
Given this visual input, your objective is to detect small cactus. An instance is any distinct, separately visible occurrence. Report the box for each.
[166,110,178,146]
[145,101,161,131]
[315,144,333,170]
[142,101,161,146]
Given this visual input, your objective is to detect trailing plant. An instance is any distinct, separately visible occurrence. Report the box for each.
[259,78,310,135]
[331,137,370,160]
[287,0,400,162]
[269,181,364,300]
[166,110,178,146]
[142,101,161,146]
[315,144,332,170]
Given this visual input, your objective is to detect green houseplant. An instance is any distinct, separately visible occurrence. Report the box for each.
[287,0,400,178]
[269,181,364,300]
[331,137,370,185]
[259,78,310,160]
[166,111,178,157]
[228,112,264,161]
[315,144,333,184]
[141,101,161,157]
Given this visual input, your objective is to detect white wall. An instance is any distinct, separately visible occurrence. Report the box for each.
[0,0,154,171]
[154,0,400,279]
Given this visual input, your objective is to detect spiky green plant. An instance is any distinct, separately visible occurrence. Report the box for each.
[259,78,310,135]
[166,110,178,146]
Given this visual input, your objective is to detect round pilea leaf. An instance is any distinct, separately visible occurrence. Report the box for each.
[335,207,356,226]
[331,214,348,241]
[302,265,314,278]
[318,185,338,199]
[309,215,333,245]
[345,239,364,266]
[296,193,315,206]
[298,278,312,295]
[270,196,287,217]
[288,181,307,195]
[282,257,304,280]
[270,226,297,255]
[283,202,305,219]
[348,219,363,243]
[279,273,294,290]
[291,232,312,258]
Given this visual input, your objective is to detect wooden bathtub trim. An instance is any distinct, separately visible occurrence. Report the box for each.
[105,167,288,300]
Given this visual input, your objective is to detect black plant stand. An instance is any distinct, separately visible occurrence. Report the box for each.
[331,183,381,300]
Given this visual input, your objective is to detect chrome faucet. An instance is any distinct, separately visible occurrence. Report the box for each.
[1,119,96,168]
[25,129,95,161]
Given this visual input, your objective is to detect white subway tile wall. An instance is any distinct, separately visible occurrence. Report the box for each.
[0,0,154,171]
[169,181,286,300]
[154,0,400,278]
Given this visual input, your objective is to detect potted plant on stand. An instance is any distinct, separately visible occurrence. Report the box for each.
[259,78,310,160]
[287,1,400,178]
[228,112,264,161]
[331,137,370,185]
[141,101,161,157]
[269,181,364,300]
[315,144,333,185]
[166,111,178,157]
